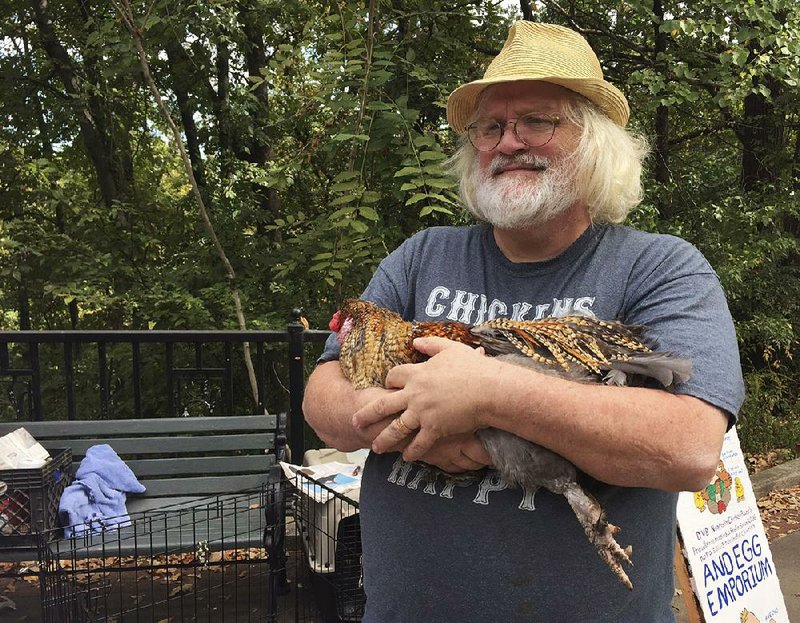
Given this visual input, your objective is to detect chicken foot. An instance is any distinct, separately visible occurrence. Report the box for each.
[562,482,633,590]
[479,427,634,589]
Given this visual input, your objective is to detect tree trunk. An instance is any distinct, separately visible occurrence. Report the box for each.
[238,0,270,165]
[165,41,206,188]
[17,285,31,331]
[75,0,133,209]
[237,1,281,222]
[30,0,121,207]
[737,31,784,192]
[740,89,783,191]
[652,0,670,188]
[214,30,234,177]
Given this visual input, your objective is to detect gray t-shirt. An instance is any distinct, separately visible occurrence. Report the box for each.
[320,223,744,622]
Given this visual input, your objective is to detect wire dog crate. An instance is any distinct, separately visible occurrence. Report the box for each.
[38,484,290,622]
[36,476,365,622]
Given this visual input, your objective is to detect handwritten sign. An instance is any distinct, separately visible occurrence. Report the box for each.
[676,427,790,623]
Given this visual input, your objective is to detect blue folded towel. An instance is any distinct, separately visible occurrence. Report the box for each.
[58,444,146,538]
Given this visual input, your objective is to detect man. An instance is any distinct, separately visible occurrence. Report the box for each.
[303,21,744,622]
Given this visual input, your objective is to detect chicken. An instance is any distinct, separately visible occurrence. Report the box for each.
[328,298,692,590]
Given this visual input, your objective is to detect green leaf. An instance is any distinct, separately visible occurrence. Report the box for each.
[366,101,394,111]
[330,194,359,206]
[330,181,362,193]
[424,178,456,189]
[334,170,360,182]
[359,207,379,221]
[394,166,421,177]
[329,207,356,220]
[412,135,436,148]
[405,193,430,206]
[732,49,749,67]
[659,20,680,34]
[349,220,369,233]
[361,191,381,204]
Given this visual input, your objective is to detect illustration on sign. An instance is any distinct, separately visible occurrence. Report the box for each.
[676,428,789,623]
[740,607,777,623]
[695,460,734,514]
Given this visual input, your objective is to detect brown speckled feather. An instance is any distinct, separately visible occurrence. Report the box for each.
[336,299,479,389]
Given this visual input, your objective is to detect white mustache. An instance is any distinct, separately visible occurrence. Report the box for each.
[488,154,550,176]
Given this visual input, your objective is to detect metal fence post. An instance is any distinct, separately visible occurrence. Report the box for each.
[287,309,306,464]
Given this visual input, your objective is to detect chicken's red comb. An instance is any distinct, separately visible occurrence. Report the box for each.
[329,310,343,332]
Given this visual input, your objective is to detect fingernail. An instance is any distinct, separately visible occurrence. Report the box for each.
[351,417,360,429]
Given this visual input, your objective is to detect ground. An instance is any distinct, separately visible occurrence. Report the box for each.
[1,452,798,621]
[749,449,800,541]
[758,484,800,540]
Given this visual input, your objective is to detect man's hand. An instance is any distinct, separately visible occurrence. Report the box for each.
[353,337,499,462]
[349,386,402,450]
[416,434,493,473]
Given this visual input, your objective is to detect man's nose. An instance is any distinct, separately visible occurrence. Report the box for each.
[495,122,528,154]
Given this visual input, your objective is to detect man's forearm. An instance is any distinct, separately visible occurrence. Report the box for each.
[303,361,389,451]
[483,358,729,491]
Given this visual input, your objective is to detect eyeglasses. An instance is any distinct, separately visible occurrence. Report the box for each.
[466,113,561,152]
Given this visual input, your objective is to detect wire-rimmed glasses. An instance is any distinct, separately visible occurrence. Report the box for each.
[466,113,561,152]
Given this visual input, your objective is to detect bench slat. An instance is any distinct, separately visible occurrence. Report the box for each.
[42,433,274,457]
[0,414,277,438]
[138,473,276,497]
[126,455,275,477]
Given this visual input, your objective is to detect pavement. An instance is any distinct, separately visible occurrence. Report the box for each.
[674,458,800,622]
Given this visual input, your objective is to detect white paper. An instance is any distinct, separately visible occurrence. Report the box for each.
[0,428,51,470]
[280,459,363,504]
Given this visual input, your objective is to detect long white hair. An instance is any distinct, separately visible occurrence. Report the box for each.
[447,92,650,225]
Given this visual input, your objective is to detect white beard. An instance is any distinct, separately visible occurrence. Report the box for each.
[468,153,580,230]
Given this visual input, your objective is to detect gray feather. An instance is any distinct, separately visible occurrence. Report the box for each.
[602,353,692,389]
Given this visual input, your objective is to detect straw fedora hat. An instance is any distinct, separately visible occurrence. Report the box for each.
[447,21,630,132]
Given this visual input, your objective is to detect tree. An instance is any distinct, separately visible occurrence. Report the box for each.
[1,0,798,450]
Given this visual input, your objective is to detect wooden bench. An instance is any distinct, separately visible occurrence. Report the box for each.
[0,414,288,560]
[0,414,291,620]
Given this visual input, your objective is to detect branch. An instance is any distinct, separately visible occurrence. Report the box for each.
[520,0,533,21]
[668,121,734,147]
[112,0,263,412]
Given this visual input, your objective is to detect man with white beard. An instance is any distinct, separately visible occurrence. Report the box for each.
[304,21,744,622]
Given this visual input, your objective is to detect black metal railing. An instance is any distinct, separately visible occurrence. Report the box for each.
[0,316,331,462]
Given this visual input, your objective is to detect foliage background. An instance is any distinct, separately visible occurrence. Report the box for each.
[1,0,798,453]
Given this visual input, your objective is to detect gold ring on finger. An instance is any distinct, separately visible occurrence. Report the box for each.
[394,414,416,436]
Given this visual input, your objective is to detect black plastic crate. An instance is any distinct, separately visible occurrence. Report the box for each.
[0,448,73,547]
